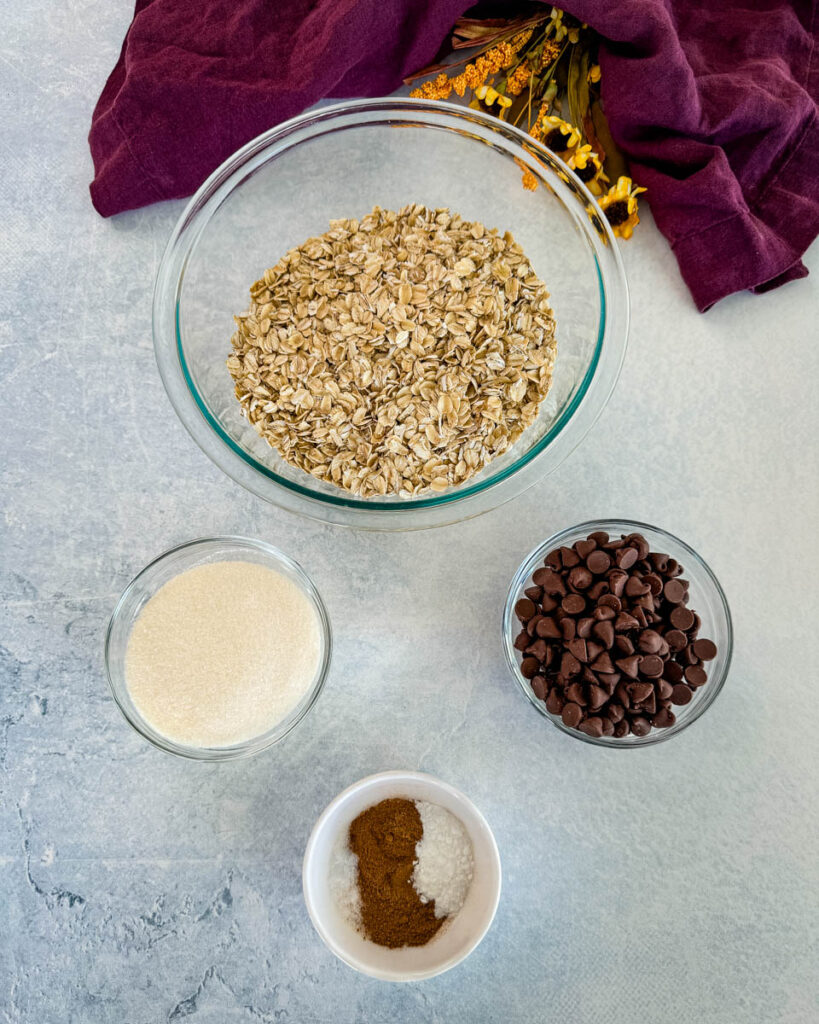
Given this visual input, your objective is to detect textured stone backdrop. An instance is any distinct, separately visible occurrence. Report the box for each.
[1,2,817,1021]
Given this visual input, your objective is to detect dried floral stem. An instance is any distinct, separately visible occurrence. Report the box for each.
[406,8,645,238]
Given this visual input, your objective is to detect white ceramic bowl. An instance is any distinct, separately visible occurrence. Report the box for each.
[302,770,502,981]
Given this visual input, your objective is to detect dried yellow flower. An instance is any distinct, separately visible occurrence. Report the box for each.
[506,62,531,96]
[598,176,646,239]
[567,144,608,195]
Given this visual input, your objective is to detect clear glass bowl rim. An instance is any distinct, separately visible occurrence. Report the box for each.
[502,518,734,748]
[152,98,629,530]
[104,535,333,761]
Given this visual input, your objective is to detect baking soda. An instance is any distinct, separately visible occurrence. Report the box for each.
[125,560,320,747]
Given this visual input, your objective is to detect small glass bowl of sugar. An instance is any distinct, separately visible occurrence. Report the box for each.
[105,536,332,760]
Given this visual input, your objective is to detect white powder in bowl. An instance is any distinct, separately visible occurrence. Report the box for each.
[125,560,321,747]
[412,800,474,918]
[329,831,361,928]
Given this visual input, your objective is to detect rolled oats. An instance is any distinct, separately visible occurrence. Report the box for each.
[227,205,557,498]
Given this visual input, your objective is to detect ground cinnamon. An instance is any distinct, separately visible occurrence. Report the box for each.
[348,797,444,948]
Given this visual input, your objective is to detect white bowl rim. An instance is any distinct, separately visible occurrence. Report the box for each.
[302,769,502,981]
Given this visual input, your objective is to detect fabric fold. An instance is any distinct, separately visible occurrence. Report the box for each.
[89,0,819,310]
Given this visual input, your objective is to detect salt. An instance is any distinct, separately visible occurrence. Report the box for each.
[328,832,361,928]
[412,801,474,918]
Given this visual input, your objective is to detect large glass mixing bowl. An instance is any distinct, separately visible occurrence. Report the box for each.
[153,99,628,529]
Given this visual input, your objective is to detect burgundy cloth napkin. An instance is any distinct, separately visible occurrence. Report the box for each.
[90,0,819,310]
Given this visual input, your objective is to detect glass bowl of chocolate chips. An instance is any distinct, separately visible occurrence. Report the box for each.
[502,519,733,747]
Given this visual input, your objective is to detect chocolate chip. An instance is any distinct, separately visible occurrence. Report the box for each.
[514,629,530,651]
[614,681,631,707]
[531,676,547,700]
[630,682,654,704]
[614,635,635,656]
[593,620,615,648]
[669,605,695,631]
[545,549,563,570]
[593,604,616,621]
[627,534,650,559]
[533,567,566,594]
[665,628,687,651]
[515,597,536,621]
[684,665,708,687]
[598,671,621,688]
[631,716,651,736]
[520,657,540,678]
[577,616,595,638]
[664,661,684,684]
[681,645,700,666]
[559,546,580,568]
[524,585,542,602]
[587,581,609,601]
[560,618,576,642]
[574,538,597,559]
[606,702,625,723]
[591,651,615,674]
[567,638,588,662]
[671,683,693,705]
[562,593,586,615]
[587,684,609,710]
[598,594,621,611]
[625,576,650,598]
[657,678,673,700]
[567,566,593,590]
[545,688,564,714]
[652,706,676,728]
[663,579,686,604]
[535,616,560,639]
[566,681,586,705]
[561,702,583,728]
[586,550,612,575]
[613,719,630,737]
[540,593,558,613]
[615,612,640,632]
[692,638,717,661]
[561,651,582,677]
[589,531,610,546]
[649,552,669,572]
[643,573,663,596]
[607,571,628,598]
[586,640,604,661]
[579,716,605,737]
[615,546,639,570]
[639,654,664,678]
[638,629,663,653]
[525,638,548,661]
[615,655,640,678]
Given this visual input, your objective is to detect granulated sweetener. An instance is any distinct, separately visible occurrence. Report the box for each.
[125,560,320,747]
